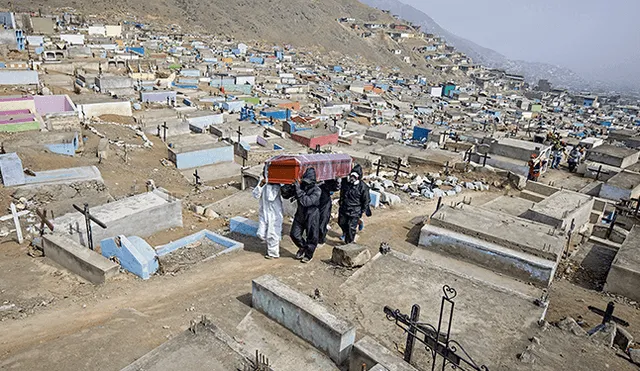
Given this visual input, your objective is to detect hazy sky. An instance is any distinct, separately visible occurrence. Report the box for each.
[402,0,640,90]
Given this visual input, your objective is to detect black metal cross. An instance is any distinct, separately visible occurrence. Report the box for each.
[193,169,201,186]
[72,203,107,251]
[332,116,338,127]
[588,301,629,329]
[384,285,489,371]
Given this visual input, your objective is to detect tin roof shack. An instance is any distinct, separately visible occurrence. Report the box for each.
[598,171,640,202]
[167,134,234,170]
[608,129,640,149]
[291,128,339,150]
[586,144,639,169]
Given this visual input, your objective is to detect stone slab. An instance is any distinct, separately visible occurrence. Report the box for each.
[43,233,119,284]
[349,336,418,371]
[605,226,640,301]
[123,319,246,371]
[0,152,25,186]
[252,274,356,365]
[481,195,535,217]
[23,166,103,186]
[331,243,371,267]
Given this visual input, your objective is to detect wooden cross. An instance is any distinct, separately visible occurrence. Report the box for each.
[236,126,243,144]
[482,151,491,167]
[373,160,384,177]
[241,150,248,167]
[193,169,201,186]
[9,203,23,244]
[161,121,168,142]
[36,208,54,237]
[392,157,409,181]
[72,203,107,251]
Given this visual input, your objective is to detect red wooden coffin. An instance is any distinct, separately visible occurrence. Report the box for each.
[265,153,353,184]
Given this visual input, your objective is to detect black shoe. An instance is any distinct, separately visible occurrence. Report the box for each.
[295,249,304,260]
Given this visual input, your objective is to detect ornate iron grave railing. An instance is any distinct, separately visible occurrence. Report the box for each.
[384,285,489,371]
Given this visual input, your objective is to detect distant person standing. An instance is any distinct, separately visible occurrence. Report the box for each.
[528,154,546,182]
[338,164,371,244]
[290,168,321,263]
[252,171,283,259]
[318,179,341,246]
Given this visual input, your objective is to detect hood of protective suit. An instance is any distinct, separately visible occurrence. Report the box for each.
[301,167,317,185]
[351,164,363,179]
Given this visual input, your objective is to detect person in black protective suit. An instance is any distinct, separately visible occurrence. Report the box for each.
[290,167,321,263]
[318,179,341,245]
[338,164,371,244]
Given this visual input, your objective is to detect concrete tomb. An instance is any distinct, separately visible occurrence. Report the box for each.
[605,227,640,302]
[420,205,565,286]
[43,233,119,284]
[521,190,594,232]
[599,171,640,202]
[586,144,639,169]
[52,188,182,248]
[252,274,356,365]
[167,134,234,170]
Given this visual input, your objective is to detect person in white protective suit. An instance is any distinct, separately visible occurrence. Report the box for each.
[252,174,283,259]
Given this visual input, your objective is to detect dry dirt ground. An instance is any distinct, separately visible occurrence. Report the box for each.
[0,127,639,370]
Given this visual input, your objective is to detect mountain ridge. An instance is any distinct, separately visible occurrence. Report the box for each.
[360,0,596,92]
